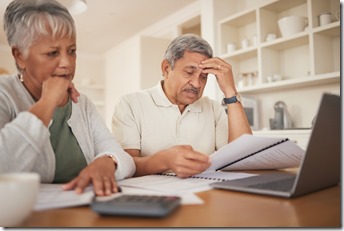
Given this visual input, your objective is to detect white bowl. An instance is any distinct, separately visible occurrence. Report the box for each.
[0,173,40,227]
[278,16,308,37]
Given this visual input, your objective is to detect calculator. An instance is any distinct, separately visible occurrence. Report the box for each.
[91,194,181,217]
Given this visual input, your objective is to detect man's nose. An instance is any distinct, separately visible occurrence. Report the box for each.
[189,75,202,88]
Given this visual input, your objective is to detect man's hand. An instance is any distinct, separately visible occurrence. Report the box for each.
[199,57,237,97]
[163,145,211,178]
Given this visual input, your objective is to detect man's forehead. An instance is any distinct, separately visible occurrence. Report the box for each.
[177,53,207,69]
[184,65,200,70]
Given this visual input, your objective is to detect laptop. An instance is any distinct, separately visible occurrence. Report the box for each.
[211,93,341,198]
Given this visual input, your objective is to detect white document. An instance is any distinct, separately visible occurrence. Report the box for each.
[97,186,204,205]
[206,134,305,172]
[118,171,256,194]
[34,184,94,211]
[34,183,205,211]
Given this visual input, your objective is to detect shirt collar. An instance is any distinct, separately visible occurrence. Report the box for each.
[149,80,202,113]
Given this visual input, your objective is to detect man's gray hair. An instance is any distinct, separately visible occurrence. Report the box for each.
[164,34,213,69]
[3,0,76,58]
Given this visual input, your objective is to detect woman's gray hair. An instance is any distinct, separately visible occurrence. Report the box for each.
[3,0,76,58]
[164,34,213,69]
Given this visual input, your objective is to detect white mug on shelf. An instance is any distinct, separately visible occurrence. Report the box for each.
[266,33,277,42]
[278,16,308,37]
[227,43,237,53]
[319,12,332,26]
[266,75,274,83]
[273,74,282,81]
[241,38,249,49]
[335,10,340,21]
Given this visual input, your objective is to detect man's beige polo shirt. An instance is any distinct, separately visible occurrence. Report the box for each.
[112,81,228,157]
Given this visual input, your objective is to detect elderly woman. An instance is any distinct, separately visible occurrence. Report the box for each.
[0,0,135,196]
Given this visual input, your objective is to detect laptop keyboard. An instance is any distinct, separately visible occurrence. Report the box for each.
[247,177,296,192]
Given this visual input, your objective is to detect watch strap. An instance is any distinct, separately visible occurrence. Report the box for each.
[223,96,238,104]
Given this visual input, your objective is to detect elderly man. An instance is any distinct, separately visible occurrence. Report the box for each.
[112,34,251,178]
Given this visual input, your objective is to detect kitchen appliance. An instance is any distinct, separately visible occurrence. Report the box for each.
[270,101,293,129]
[223,97,259,130]
[242,97,259,130]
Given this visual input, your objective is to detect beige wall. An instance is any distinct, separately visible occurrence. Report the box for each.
[104,36,141,129]
[0,45,16,75]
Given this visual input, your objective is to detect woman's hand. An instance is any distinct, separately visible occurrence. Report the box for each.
[41,77,80,107]
[62,155,121,196]
[67,81,80,103]
[28,77,80,126]
[29,77,80,126]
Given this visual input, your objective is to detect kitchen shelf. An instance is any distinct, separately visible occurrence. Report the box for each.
[260,32,309,49]
[218,0,339,91]
[238,72,340,94]
[216,0,340,130]
[218,9,257,55]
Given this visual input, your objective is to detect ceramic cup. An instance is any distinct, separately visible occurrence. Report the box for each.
[227,43,237,53]
[273,74,282,81]
[241,38,249,49]
[335,10,340,21]
[278,16,308,37]
[266,33,277,42]
[0,173,40,227]
[319,12,332,26]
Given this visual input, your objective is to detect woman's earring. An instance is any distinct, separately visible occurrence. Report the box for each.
[19,71,24,82]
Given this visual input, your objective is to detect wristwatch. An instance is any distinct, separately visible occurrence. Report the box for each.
[223,92,242,104]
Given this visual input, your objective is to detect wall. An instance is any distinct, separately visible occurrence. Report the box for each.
[0,45,16,75]
[74,53,105,86]
[103,1,202,128]
[74,53,105,118]
[140,36,171,90]
[104,36,141,129]
[103,36,171,129]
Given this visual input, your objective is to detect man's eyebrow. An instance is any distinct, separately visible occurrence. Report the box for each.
[184,65,199,70]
